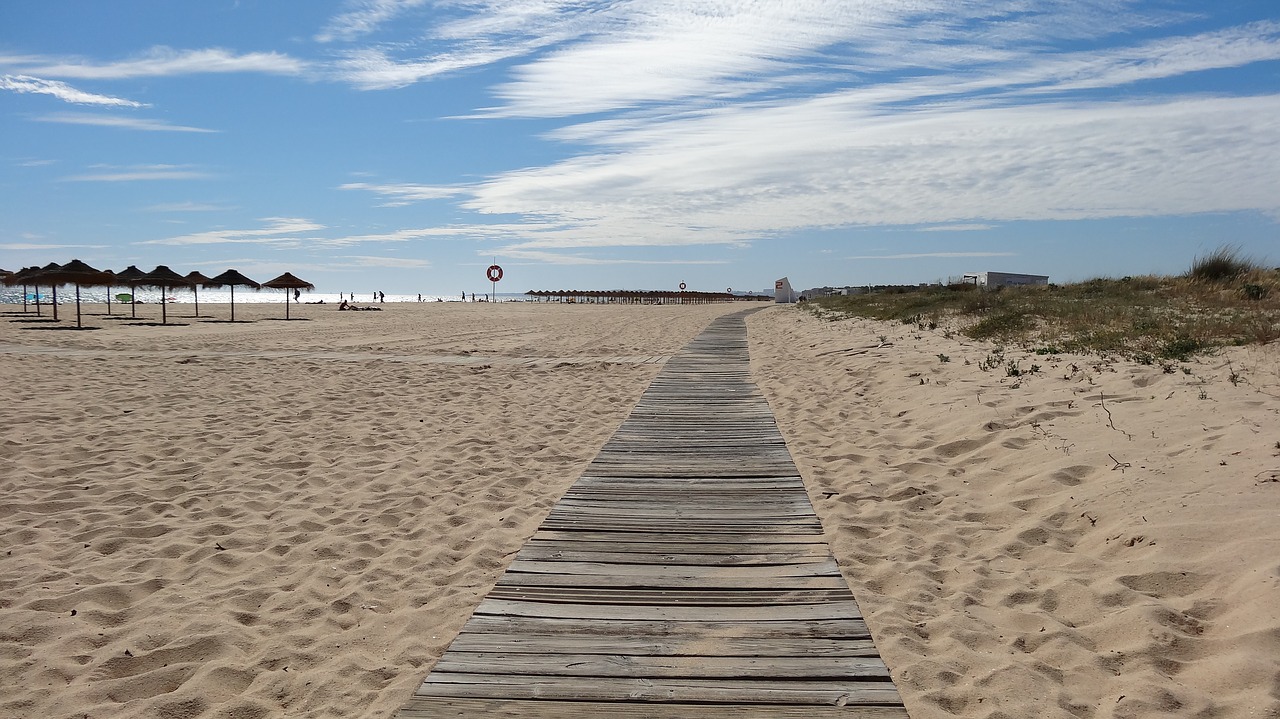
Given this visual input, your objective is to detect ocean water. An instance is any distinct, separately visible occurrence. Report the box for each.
[0,288,529,305]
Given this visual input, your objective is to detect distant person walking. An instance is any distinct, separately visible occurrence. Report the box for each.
[294,288,301,303]
[379,291,385,303]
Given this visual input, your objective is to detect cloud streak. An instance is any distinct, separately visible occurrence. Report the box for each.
[4,47,307,79]
[140,217,325,246]
[1,74,146,107]
[339,182,463,206]
[38,113,218,133]
[65,164,214,182]
[846,252,1017,260]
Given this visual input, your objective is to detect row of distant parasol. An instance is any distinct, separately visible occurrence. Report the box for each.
[0,260,315,329]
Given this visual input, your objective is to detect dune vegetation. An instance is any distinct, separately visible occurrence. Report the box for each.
[807,246,1279,362]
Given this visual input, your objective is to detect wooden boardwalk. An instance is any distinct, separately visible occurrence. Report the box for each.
[396,309,908,718]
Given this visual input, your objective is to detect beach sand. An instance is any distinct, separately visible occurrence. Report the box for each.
[1,301,1277,718]
[747,308,1280,719]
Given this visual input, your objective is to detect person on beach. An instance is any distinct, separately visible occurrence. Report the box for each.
[294,288,301,303]
[379,291,385,303]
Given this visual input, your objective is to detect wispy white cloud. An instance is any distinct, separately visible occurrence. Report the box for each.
[341,254,432,268]
[37,113,218,133]
[0,242,105,251]
[456,92,1280,251]
[846,252,1017,260]
[916,225,997,233]
[140,217,325,246]
[498,248,729,266]
[308,1,1280,258]
[65,164,213,182]
[144,201,233,212]
[4,47,307,79]
[317,0,430,42]
[1,74,146,107]
[339,181,463,206]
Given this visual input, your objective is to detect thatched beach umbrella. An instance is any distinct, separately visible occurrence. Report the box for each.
[3,266,42,314]
[203,269,260,322]
[261,272,315,319]
[100,269,116,315]
[114,265,148,319]
[37,262,64,321]
[183,270,211,318]
[39,259,112,328]
[138,265,193,325]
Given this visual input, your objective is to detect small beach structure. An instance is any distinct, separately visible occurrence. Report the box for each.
[961,271,1049,288]
[138,265,193,326]
[261,272,315,320]
[774,277,796,303]
[203,269,261,322]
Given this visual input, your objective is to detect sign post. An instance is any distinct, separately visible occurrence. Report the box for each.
[486,263,503,302]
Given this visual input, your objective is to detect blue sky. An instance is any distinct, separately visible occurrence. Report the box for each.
[2,1,1278,295]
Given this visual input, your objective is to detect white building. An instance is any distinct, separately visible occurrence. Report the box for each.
[962,271,1049,288]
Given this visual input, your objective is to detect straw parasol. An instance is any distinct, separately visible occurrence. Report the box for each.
[261,272,314,320]
[183,270,212,318]
[203,269,261,322]
[137,265,193,325]
[3,266,43,314]
[114,265,148,319]
[37,263,64,320]
[100,269,116,315]
[38,259,112,328]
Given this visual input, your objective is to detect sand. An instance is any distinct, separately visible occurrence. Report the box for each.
[0,301,746,719]
[747,308,1280,719]
[1,300,1277,719]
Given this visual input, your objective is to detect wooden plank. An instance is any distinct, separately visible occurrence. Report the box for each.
[503,559,843,578]
[415,673,902,705]
[430,653,890,679]
[398,697,911,718]
[486,586,856,605]
[456,615,873,639]
[444,634,881,657]
[473,598,863,622]
[528,530,826,544]
[513,548,832,566]
[496,572,852,591]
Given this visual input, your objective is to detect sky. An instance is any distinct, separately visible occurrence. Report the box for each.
[2,1,1278,295]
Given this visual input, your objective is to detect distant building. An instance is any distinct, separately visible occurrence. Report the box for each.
[962,271,1049,288]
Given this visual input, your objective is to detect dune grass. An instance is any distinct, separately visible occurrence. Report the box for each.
[807,251,1279,361]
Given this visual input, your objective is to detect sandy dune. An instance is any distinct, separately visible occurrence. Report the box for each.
[747,308,1280,719]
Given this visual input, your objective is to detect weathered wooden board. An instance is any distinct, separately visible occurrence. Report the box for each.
[399,698,911,718]
[394,309,909,717]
